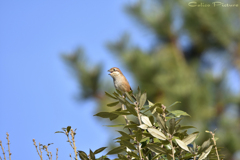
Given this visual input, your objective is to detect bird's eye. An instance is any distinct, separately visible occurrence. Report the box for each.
[113,68,116,71]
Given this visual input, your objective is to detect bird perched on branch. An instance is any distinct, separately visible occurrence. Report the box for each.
[108,67,133,96]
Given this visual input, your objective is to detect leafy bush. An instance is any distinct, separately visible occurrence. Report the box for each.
[29,89,223,160]
[91,89,223,160]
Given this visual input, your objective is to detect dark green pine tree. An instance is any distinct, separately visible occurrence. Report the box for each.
[63,0,240,159]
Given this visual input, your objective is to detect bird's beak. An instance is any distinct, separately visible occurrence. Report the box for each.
[108,69,111,75]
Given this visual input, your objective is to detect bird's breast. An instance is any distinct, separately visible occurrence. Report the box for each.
[113,77,131,93]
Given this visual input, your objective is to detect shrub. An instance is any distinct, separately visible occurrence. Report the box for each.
[28,89,223,160]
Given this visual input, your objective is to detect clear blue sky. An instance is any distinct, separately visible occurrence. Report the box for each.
[0,0,148,159]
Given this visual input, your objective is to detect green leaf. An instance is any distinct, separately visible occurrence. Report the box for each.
[175,139,190,152]
[94,112,118,121]
[107,146,125,155]
[94,112,114,118]
[98,156,110,160]
[136,87,141,102]
[156,115,166,131]
[67,126,71,133]
[168,101,181,108]
[180,154,196,159]
[139,93,147,108]
[140,137,150,143]
[198,145,213,160]
[111,110,131,115]
[149,115,154,125]
[105,92,117,99]
[116,89,123,95]
[113,92,120,98]
[110,114,119,121]
[78,150,89,160]
[127,151,139,158]
[135,129,142,142]
[55,131,64,134]
[125,92,134,102]
[124,124,138,129]
[169,118,176,135]
[121,140,136,150]
[164,144,172,150]
[182,132,199,145]
[147,128,167,140]
[104,124,125,128]
[148,100,154,106]
[141,115,152,127]
[169,110,190,117]
[120,95,132,105]
[129,121,137,124]
[152,138,161,143]
[107,101,119,107]
[174,130,188,140]
[199,139,211,153]
[118,154,129,160]
[93,147,107,154]
[125,104,138,116]
[138,124,149,129]
[142,132,152,138]
[175,118,183,125]
[156,107,163,114]
[193,142,196,151]
[179,125,196,130]
[143,103,158,114]
[146,144,167,154]
[47,143,53,146]
[89,149,96,160]
[152,154,162,160]
[118,131,133,140]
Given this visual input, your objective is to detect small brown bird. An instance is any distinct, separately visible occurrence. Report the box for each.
[108,67,133,95]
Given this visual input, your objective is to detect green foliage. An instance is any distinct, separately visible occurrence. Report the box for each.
[33,89,224,159]
[91,89,223,159]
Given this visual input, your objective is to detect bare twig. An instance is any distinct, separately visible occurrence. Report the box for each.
[121,103,130,125]
[167,102,175,160]
[70,129,78,160]
[65,131,74,149]
[56,148,58,160]
[0,140,6,160]
[121,95,130,125]
[161,104,167,121]
[0,155,2,160]
[39,143,43,159]
[209,131,220,160]
[135,102,143,160]
[32,139,43,160]
[136,142,143,160]
[70,153,73,160]
[121,95,132,135]
[6,133,11,160]
[45,146,51,160]
[135,103,142,126]
[169,138,175,160]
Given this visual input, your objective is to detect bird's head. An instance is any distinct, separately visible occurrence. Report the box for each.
[108,67,122,78]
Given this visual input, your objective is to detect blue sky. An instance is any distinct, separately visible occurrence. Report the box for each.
[0,0,146,159]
